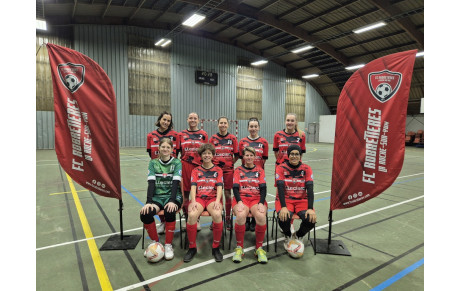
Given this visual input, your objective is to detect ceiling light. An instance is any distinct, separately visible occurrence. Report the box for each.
[302,74,319,79]
[291,45,313,54]
[251,60,268,66]
[353,21,386,34]
[161,39,172,47]
[36,19,47,31]
[155,38,171,47]
[345,64,365,70]
[416,51,424,57]
[182,13,206,27]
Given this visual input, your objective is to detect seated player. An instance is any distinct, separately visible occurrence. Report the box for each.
[231,146,268,264]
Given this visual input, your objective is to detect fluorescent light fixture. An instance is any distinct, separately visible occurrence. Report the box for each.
[353,21,386,34]
[291,45,313,54]
[416,51,424,57]
[345,64,365,70]
[251,60,268,66]
[182,13,206,27]
[36,19,47,31]
[155,38,171,47]
[161,39,172,47]
[302,74,319,79]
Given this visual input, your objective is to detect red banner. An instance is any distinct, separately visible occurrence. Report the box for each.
[330,50,417,210]
[47,43,121,200]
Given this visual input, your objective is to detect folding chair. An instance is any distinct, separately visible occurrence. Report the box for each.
[227,211,269,251]
[271,210,316,254]
[183,209,226,250]
[142,209,183,249]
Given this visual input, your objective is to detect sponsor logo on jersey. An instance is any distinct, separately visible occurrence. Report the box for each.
[368,70,402,103]
[183,133,204,141]
[58,62,85,93]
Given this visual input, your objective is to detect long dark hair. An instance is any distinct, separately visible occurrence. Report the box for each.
[155,111,174,131]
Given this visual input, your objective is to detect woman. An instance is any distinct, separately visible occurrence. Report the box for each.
[275,144,317,250]
[183,143,224,263]
[231,146,268,264]
[146,111,180,234]
[238,117,269,231]
[273,113,306,166]
[209,116,238,230]
[140,138,182,261]
[178,112,208,230]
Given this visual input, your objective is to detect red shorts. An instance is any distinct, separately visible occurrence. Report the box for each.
[182,161,198,192]
[275,199,308,214]
[196,196,222,209]
[222,169,234,190]
[232,196,268,209]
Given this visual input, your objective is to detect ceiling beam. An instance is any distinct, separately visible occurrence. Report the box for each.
[129,0,147,21]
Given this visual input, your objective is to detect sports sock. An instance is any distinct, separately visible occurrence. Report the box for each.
[212,221,223,248]
[159,214,165,223]
[144,223,159,242]
[186,223,197,248]
[255,224,266,249]
[225,200,232,221]
[165,221,175,244]
[235,223,246,248]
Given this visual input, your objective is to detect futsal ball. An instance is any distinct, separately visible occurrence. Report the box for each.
[145,242,165,263]
[376,83,391,99]
[286,239,304,259]
[65,74,78,90]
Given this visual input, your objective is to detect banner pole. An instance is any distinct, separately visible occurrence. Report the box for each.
[119,199,124,240]
[327,209,333,245]
[314,208,351,256]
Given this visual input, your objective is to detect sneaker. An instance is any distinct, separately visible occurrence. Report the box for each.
[144,241,156,257]
[232,246,244,263]
[212,247,223,262]
[249,218,256,232]
[164,244,174,260]
[183,248,197,263]
[283,236,290,251]
[255,247,268,264]
[157,222,165,235]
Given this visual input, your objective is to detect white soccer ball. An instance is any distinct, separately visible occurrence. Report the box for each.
[65,74,78,90]
[145,242,165,263]
[376,83,391,99]
[286,238,304,258]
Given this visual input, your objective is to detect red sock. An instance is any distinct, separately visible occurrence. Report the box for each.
[212,221,223,248]
[165,221,175,245]
[235,223,246,248]
[144,223,159,242]
[225,200,232,220]
[159,214,165,223]
[186,223,197,249]
[255,224,267,249]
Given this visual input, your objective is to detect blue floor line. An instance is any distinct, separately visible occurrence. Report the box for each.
[370,258,424,291]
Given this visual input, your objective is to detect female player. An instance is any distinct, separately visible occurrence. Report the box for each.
[209,116,238,230]
[275,144,317,250]
[273,113,306,166]
[146,111,180,234]
[140,138,182,261]
[238,117,269,231]
[183,143,224,263]
[178,112,208,230]
[231,146,268,264]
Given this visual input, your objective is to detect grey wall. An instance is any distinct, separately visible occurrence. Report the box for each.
[36,25,331,149]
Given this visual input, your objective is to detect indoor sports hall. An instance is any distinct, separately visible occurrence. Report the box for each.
[35,1,428,290]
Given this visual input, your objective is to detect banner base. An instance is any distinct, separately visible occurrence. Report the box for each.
[99,234,141,251]
[315,239,351,256]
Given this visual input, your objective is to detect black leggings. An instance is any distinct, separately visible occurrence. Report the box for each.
[140,201,180,224]
[278,210,315,238]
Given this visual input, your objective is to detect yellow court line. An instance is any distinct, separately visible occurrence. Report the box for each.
[306,147,318,154]
[66,173,113,291]
[49,189,89,196]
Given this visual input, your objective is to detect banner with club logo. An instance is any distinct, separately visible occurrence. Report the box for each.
[330,50,417,210]
[46,43,121,200]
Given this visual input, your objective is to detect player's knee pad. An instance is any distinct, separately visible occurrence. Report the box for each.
[140,207,157,224]
[278,216,292,236]
[164,208,178,222]
[297,217,315,238]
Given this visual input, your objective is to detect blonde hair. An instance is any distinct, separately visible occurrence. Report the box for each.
[286,113,304,139]
[242,146,256,156]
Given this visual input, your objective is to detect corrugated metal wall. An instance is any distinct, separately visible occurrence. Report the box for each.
[305,82,331,127]
[36,25,331,149]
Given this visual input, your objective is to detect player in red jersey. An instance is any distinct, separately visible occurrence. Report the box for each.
[178,112,208,228]
[238,117,269,231]
[209,116,238,230]
[183,143,224,263]
[273,113,306,166]
[275,144,317,250]
[146,111,180,233]
[231,146,268,264]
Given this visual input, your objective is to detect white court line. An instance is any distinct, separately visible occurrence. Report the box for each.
[115,194,424,291]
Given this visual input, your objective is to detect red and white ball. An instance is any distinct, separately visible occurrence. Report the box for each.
[145,242,165,263]
[286,239,304,258]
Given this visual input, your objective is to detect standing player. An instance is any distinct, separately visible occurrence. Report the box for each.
[275,144,317,250]
[273,113,306,166]
[146,111,180,234]
[178,112,208,230]
[238,117,269,231]
[231,146,268,264]
[183,143,224,263]
[209,116,238,230]
[140,138,182,261]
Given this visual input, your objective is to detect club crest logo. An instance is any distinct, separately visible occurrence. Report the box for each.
[57,63,85,93]
[368,70,402,103]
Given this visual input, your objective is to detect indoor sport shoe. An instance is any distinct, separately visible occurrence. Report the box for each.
[232,246,244,263]
[144,241,156,257]
[212,247,223,262]
[157,222,165,235]
[183,248,197,263]
[164,244,174,260]
[255,247,268,264]
[283,236,290,251]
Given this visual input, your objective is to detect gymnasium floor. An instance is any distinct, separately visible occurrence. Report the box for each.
[36,143,424,290]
